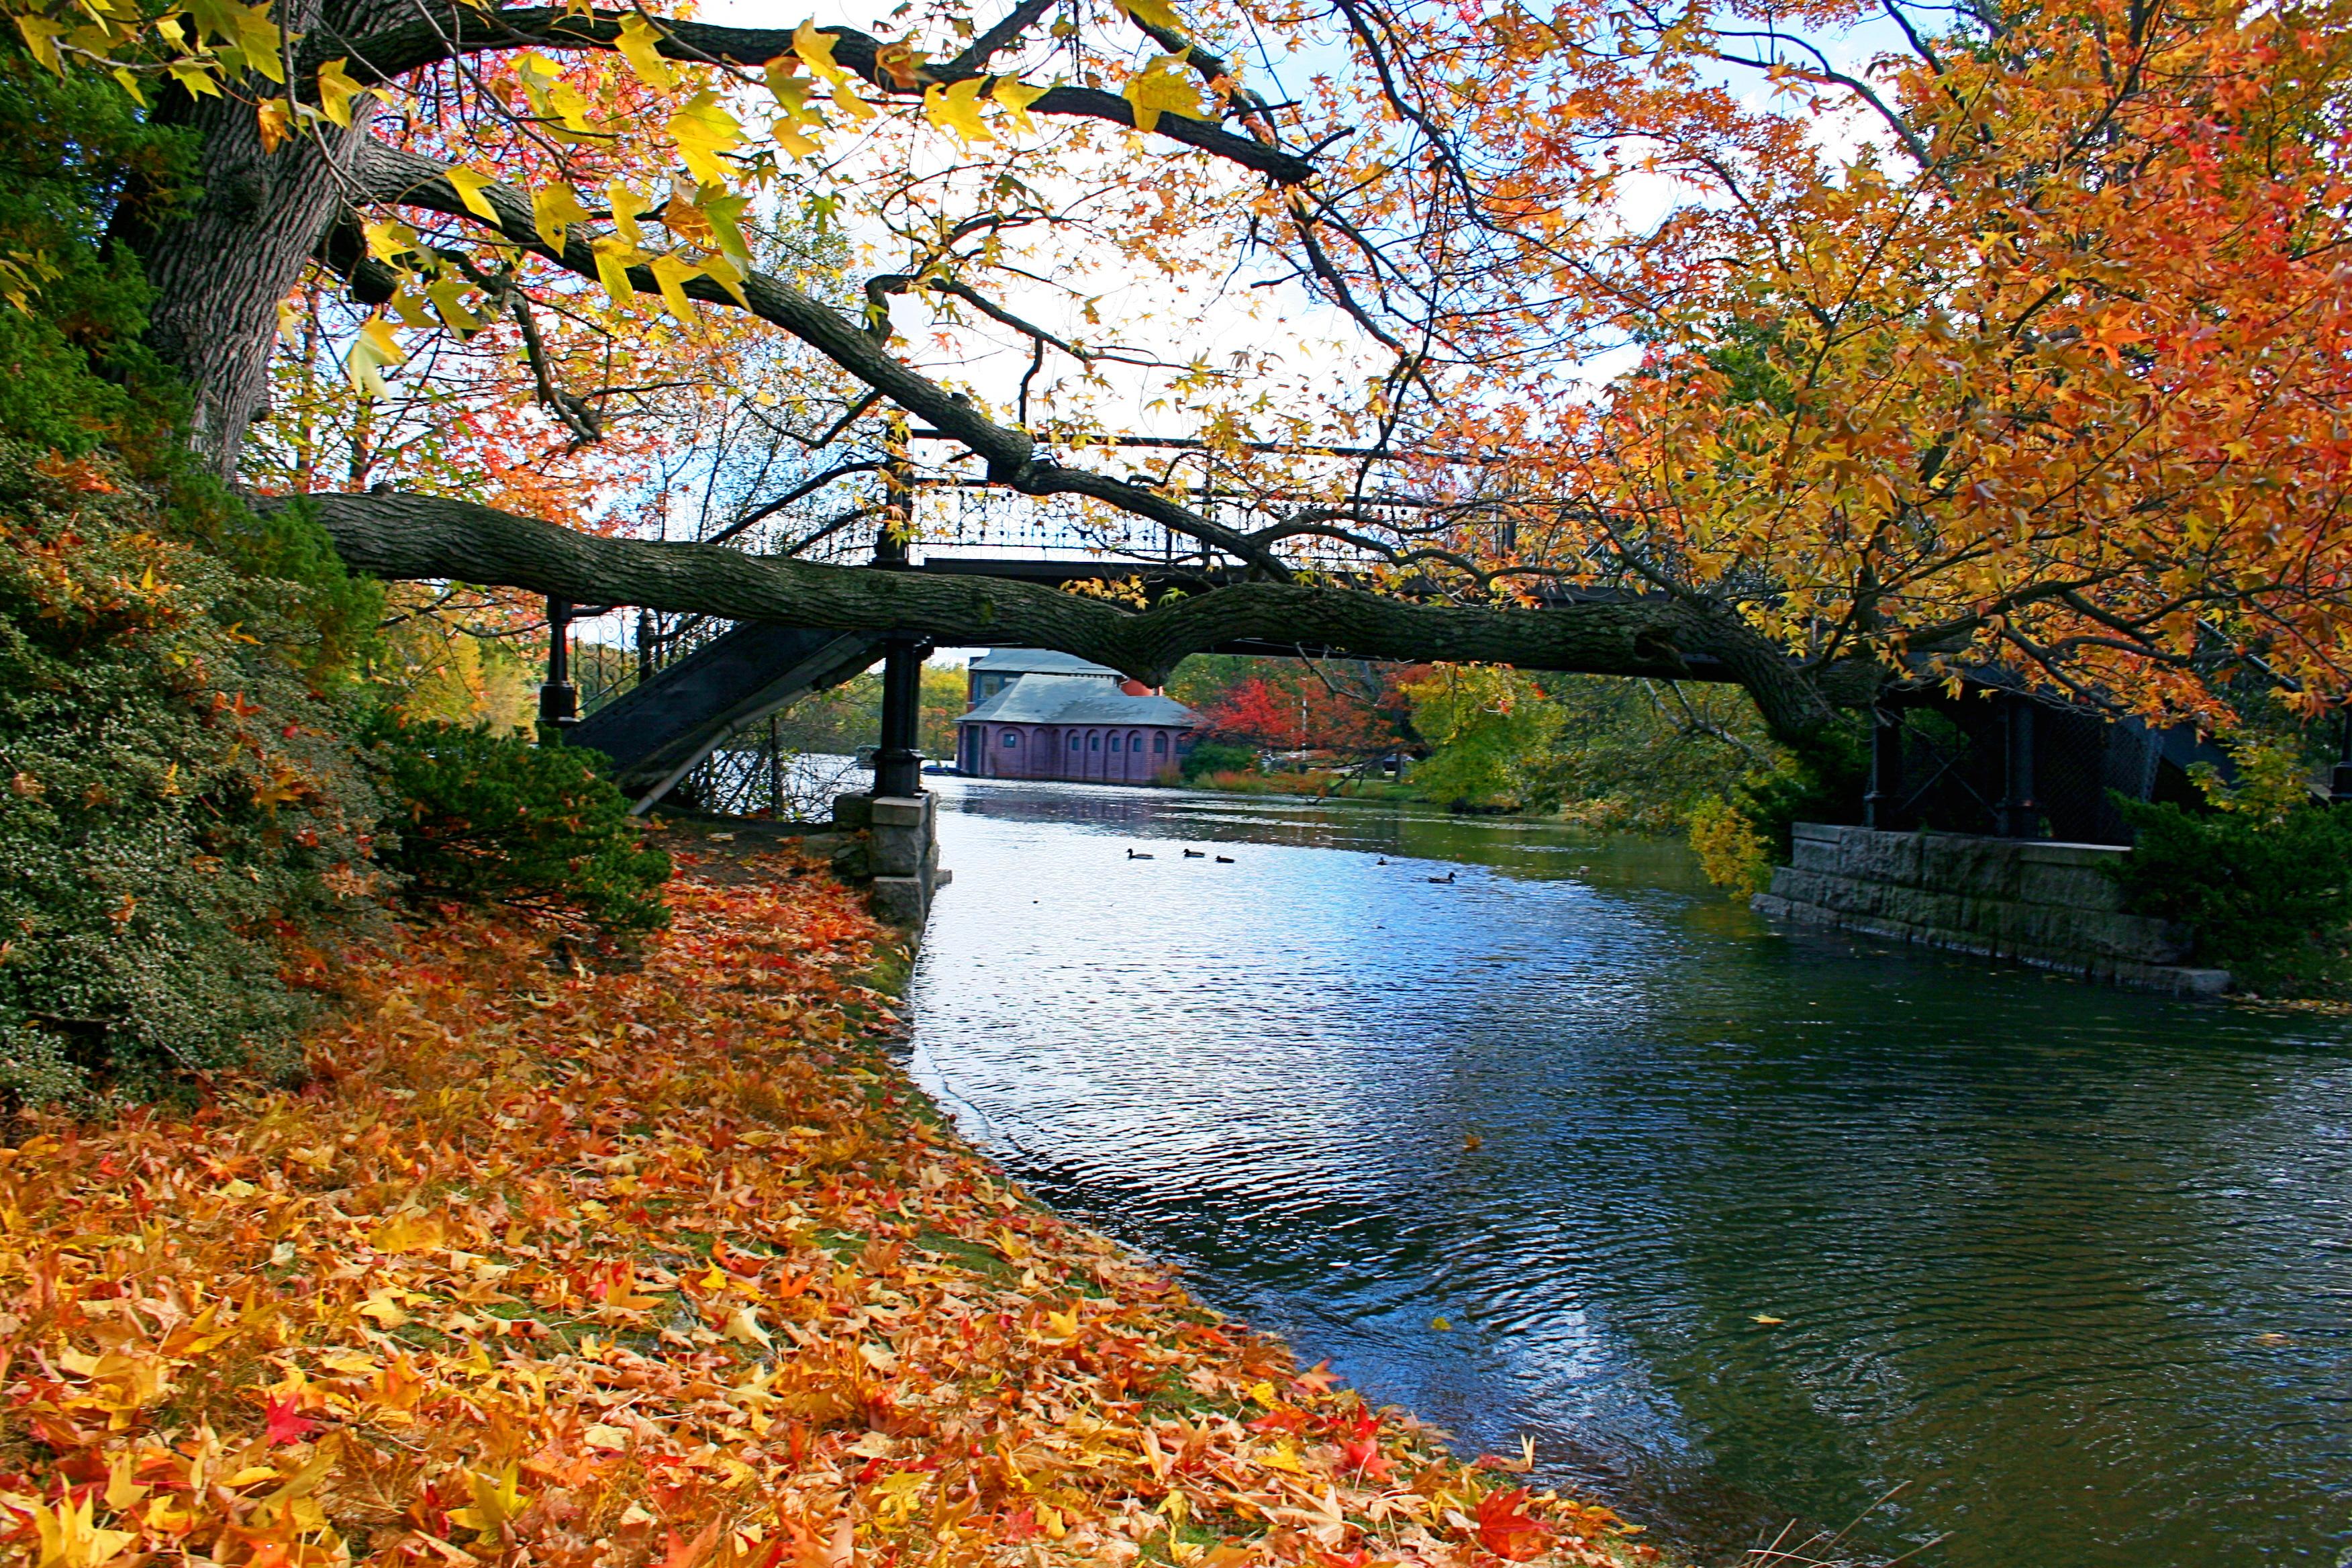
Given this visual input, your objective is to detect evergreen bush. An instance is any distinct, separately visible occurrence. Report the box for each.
[362,714,671,936]
[0,446,384,1104]
[2111,797,2352,994]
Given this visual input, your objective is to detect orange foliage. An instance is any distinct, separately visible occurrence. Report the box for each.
[0,851,1649,1568]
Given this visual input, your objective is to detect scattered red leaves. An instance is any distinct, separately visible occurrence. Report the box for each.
[0,847,1650,1568]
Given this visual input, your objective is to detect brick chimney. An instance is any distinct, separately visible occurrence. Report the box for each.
[1120,677,1150,695]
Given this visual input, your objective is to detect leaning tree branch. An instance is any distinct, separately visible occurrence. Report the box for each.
[324,6,1315,183]
[297,489,1867,746]
[349,139,1295,579]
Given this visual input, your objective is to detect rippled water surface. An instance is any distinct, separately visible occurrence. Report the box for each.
[902,777,2352,1567]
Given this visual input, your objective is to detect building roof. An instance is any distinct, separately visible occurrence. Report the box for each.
[967,648,1121,679]
[959,673,1199,728]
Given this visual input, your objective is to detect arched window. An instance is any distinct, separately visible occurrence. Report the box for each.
[1003,730,1020,748]
[1069,733,1080,750]
[1128,732,1144,754]
[1089,732,1101,750]
[1153,732,1168,754]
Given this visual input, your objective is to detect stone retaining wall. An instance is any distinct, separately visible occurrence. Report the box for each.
[830,791,949,929]
[1752,823,2228,996]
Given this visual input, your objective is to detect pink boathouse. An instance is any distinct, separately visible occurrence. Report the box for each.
[954,649,1200,783]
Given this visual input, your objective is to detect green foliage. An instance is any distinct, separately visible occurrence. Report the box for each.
[0,50,193,461]
[0,445,384,1106]
[2112,796,2352,994]
[1539,675,1779,832]
[362,714,671,936]
[1400,666,1564,809]
[1181,740,1255,780]
[0,52,401,1106]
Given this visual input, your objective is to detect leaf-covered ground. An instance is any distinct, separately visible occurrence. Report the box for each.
[1,846,1654,1568]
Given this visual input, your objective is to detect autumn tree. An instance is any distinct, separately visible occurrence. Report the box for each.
[13,0,2352,748]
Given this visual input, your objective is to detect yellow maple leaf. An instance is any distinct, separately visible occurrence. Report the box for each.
[369,1213,444,1253]
[591,237,644,311]
[614,13,675,91]
[924,78,995,144]
[648,252,701,322]
[991,75,1048,135]
[360,218,421,264]
[344,314,403,399]
[766,60,824,126]
[447,1463,527,1536]
[793,21,875,119]
[723,1304,772,1346]
[426,277,483,332]
[531,185,592,252]
[699,251,749,307]
[1122,53,1203,134]
[314,56,366,128]
[15,15,64,74]
[1114,0,1184,32]
[668,91,743,187]
[605,179,652,248]
[356,1288,409,1328]
[34,1492,136,1568]
[444,166,499,223]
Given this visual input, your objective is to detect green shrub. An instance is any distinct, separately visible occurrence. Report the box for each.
[1181,741,1256,781]
[0,446,385,1106]
[362,714,671,935]
[2112,797,2352,994]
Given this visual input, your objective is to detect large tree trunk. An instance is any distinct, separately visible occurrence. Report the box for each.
[304,489,1874,746]
[113,0,378,477]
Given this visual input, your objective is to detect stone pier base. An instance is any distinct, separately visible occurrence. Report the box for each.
[1752,823,2228,997]
[828,792,949,930]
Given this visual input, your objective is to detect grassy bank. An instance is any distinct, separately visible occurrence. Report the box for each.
[1188,772,1420,801]
[0,843,1654,1568]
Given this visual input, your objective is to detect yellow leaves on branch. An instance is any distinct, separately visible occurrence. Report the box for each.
[614,13,677,93]
[669,91,745,187]
[342,313,403,398]
[0,848,1647,1568]
[923,78,995,144]
[1123,53,1207,134]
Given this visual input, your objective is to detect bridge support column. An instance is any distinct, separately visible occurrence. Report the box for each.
[537,597,579,744]
[874,633,928,799]
[1864,708,1902,830]
[1997,694,2041,839]
[2332,707,2352,805]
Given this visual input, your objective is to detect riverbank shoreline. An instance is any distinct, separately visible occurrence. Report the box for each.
[0,834,1658,1568]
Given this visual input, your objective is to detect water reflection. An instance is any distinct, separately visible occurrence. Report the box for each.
[905,777,2352,1567]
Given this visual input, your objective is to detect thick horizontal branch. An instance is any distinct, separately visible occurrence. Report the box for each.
[303,489,1863,745]
[329,7,1315,183]
[348,140,1293,577]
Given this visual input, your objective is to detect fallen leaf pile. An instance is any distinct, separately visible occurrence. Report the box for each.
[1,849,1653,1568]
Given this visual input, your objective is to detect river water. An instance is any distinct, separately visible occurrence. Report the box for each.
[900,776,2352,1567]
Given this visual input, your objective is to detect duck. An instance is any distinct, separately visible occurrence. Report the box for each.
[1376,856,1388,865]
[1427,871,1456,884]
[1128,848,1155,859]
[1183,848,1206,858]
[1215,854,1235,864]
